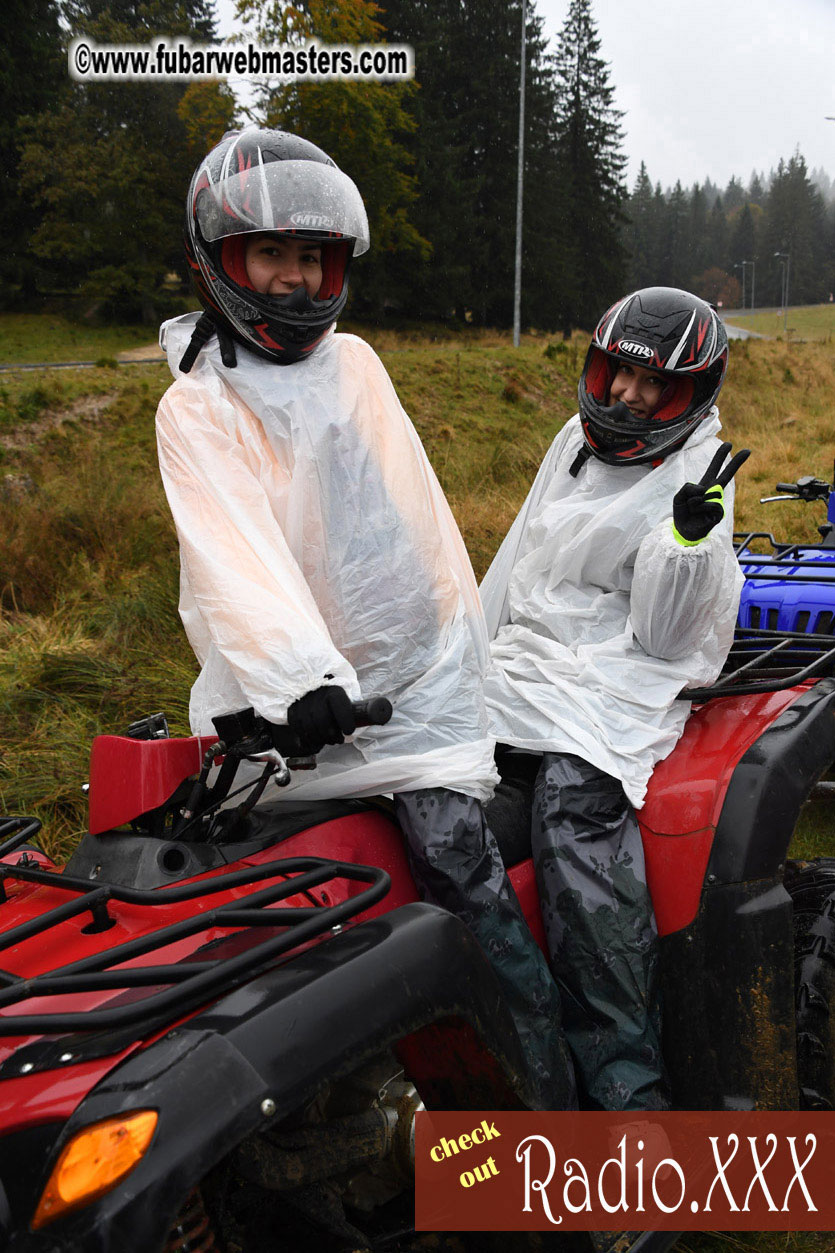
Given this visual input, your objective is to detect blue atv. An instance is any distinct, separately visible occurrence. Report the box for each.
[737,465,835,636]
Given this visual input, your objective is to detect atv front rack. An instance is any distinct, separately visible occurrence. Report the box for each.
[682,627,835,700]
[0,818,389,1042]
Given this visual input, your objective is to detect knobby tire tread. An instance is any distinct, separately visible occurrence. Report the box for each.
[786,858,835,1109]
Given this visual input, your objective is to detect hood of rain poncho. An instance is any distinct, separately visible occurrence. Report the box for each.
[480,413,744,808]
[156,313,496,803]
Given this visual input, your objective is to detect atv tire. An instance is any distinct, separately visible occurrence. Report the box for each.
[786,858,835,1109]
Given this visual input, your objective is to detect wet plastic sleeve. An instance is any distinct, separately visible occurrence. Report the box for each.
[630,490,743,674]
[156,380,359,722]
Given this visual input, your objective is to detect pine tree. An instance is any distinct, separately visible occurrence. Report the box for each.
[748,171,766,206]
[701,179,720,209]
[762,152,828,306]
[373,0,481,319]
[551,0,626,331]
[19,0,225,321]
[0,0,64,306]
[723,175,745,212]
[728,202,758,305]
[817,207,832,303]
[62,0,215,38]
[518,11,572,329]
[810,167,835,204]
[623,162,656,289]
[706,196,728,276]
[659,181,689,289]
[376,0,562,327]
[686,184,708,287]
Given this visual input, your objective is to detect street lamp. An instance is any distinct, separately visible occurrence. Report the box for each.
[774,251,790,334]
[512,0,527,348]
[734,260,752,309]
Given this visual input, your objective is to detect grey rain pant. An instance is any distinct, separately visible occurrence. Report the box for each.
[531,753,670,1112]
[394,787,577,1111]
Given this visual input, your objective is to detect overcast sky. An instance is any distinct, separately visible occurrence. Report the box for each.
[215,0,835,193]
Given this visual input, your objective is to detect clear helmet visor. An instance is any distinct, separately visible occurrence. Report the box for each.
[194,159,370,255]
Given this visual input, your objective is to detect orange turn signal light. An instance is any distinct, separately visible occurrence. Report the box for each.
[32,1109,158,1230]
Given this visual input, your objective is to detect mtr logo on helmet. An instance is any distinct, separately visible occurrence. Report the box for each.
[290,211,336,229]
[617,340,654,360]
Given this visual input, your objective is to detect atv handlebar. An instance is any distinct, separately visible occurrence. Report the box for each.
[760,475,833,506]
[175,698,394,838]
[346,697,393,728]
[212,698,393,763]
[268,697,393,760]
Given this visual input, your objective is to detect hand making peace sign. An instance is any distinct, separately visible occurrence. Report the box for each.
[672,442,751,545]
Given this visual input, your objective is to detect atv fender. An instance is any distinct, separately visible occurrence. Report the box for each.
[8,903,533,1252]
[706,677,835,882]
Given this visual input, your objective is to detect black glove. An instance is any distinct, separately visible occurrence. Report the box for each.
[284,685,357,755]
[672,441,750,545]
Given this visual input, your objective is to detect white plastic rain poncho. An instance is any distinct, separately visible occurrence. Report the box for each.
[480,412,744,808]
[156,312,497,803]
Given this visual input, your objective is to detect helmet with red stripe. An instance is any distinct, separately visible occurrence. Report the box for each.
[577,287,729,465]
[184,127,369,365]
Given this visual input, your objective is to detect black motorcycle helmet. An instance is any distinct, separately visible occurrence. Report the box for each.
[181,127,370,370]
[577,287,729,466]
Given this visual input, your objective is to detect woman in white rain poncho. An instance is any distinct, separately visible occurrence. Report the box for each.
[155,127,575,1110]
[481,288,747,1112]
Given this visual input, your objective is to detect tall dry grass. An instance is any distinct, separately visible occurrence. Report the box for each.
[386,333,835,574]
[1,333,835,858]
[0,368,195,855]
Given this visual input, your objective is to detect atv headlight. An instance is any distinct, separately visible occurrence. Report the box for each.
[31,1109,158,1229]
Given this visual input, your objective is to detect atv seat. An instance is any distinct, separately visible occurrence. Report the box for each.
[488,677,835,941]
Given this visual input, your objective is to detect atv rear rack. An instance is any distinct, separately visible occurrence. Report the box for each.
[734,531,835,589]
[0,816,389,1040]
[682,627,835,700]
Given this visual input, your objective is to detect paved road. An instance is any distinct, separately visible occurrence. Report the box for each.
[0,343,166,373]
[720,318,766,341]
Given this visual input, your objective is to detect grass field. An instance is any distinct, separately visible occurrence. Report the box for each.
[2,324,835,856]
[724,303,835,341]
[0,312,162,364]
[0,310,506,365]
[1,319,835,1252]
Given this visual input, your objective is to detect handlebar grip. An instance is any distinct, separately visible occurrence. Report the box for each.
[252,697,394,760]
[775,482,797,493]
[352,697,393,727]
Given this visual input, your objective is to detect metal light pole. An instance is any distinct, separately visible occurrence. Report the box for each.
[512,0,527,348]
[774,251,790,334]
[750,259,755,311]
[775,255,784,312]
[734,261,750,310]
[779,259,785,311]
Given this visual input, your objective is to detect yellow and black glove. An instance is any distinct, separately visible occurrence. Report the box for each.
[672,442,750,546]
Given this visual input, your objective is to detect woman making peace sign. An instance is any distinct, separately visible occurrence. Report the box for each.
[481,287,749,1114]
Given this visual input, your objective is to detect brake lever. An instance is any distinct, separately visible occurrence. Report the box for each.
[247,747,291,787]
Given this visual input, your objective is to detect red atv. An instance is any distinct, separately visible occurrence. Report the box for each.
[0,635,834,1253]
